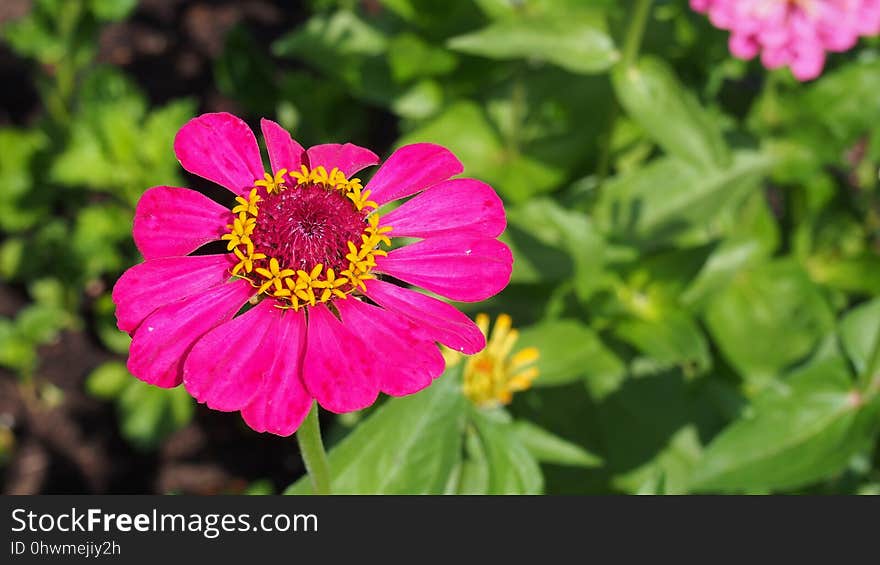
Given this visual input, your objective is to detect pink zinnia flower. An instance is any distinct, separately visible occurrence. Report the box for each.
[112,112,511,436]
[691,0,880,80]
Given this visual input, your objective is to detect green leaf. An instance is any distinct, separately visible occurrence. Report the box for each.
[2,2,67,64]
[71,204,132,279]
[807,253,880,296]
[274,10,387,60]
[614,425,703,495]
[505,198,605,298]
[448,12,618,75]
[29,278,66,308]
[15,298,71,345]
[86,361,131,399]
[93,293,130,355]
[840,298,880,377]
[377,0,485,36]
[612,56,729,169]
[470,409,543,494]
[272,10,389,96]
[88,0,137,20]
[595,152,770,247]
[396,101,564,202]
[0,318,36,374]
[390,79,444,120]
[0,238,25,280]
[682,192,781,311]
[388,33,457,83]
[0,128,44,200]
[473,0,616,20]
[285,373,467,494]
[51,68,192,202]
[0,128,48,232]
[450,425,490,494]
[704,260,834,385]
[800,58,880,146]
[691,356,876,492]
[614,309,710,374]
[595,369,714,494]
[635,470,667,495]
[517,319,623,388]
[118,381,195,451]
[513,420,602,468]
[243,480,275,496]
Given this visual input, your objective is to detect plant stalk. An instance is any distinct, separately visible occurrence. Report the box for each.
[297,402,332,495]
[622,0,654,68]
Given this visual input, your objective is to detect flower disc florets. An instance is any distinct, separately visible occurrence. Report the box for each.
[222,165,391,310]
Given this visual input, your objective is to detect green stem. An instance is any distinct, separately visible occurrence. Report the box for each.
[598,0,653,182]
[48,0,83,126]
[622,0,653,68]
[297,402,332,494]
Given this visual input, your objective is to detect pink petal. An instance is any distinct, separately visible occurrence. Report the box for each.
[379,178,506,238]
[363,279,486,355]
[305,143,379,178]
[173,112,264,196]
[241,309,312,436]
[301,304,380,414]
[761,45,791,69]
[790,48,826,81]
[366,143,463,206]
[729,33,759,60]
[133,186,230,260]
[337,298,445,397]
[112,254,233,333]
[260,118,305,176]
[183,300,276,412]
[127,280,254,388]
[376,235,512,302]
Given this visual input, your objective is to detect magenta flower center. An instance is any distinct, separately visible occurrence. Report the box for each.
[221,166,392,310]
[251,184,367,274]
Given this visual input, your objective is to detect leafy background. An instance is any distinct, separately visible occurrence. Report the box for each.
[1,0,879,494]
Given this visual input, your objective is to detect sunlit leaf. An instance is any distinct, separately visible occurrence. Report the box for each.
[513,420,602,468]
[840,298,880,377]
[704,260,834,386]
[613,56,729,169]
[691,356,877,492]
[286,371,467,494]
[505,198,605,298]
[517,319,623,388]
[595,151,771,248]
[449,12,618,75]
[469,409,543,494]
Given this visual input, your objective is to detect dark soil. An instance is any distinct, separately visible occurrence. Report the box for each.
[0,0,332,494]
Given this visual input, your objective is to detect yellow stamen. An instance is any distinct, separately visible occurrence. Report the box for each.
[254,169,289,194]
[223,165,392,310]
[232,188,262,216]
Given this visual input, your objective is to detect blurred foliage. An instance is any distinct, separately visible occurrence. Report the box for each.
[2,0,880,493]
[1,0,192,449]
[86,361,193,451]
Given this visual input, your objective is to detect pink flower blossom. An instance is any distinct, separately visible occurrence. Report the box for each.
[691,0,880,80]
[113,112,512,436]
